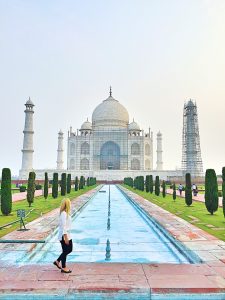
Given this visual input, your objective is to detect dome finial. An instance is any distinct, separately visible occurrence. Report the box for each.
[109,86,112,97]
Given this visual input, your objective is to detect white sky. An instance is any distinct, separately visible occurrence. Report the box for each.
[0,0,225,176]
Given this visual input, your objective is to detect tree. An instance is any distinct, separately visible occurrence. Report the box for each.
[52,173,58,198]
[87,177,90,187]
[27,171,36,207]
[149,175,154,193]
[222,167,225,218]
[185,173,192,206]
[155,176,160,196]
[205,169,218,215]
[44,172,48,199]
[1,168,12,215]
[75,176,78,191]
[67,174,71,194]
[139,176,144,191]
[61,173,67,196]
[162,180,166,198]
[173,183,176,200]
[146,175,150,193]
[124,177,133,187]
[79,176,84,189]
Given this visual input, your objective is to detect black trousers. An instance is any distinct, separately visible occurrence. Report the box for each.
[57,236,73,268]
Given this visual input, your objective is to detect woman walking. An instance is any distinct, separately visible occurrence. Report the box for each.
[53,198,73,273]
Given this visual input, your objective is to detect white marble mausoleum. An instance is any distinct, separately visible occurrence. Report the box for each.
[19,89,183,180]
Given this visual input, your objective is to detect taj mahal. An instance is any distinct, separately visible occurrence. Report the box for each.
[19,88,192,181]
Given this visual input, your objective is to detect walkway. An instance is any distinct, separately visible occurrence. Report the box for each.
[166,188,223,207]
[0,185,224,299]
[12,188,52,203]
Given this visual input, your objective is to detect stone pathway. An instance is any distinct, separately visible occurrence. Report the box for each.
[0,185,224,299]
[12,188,52,203]
[166,188,223,207]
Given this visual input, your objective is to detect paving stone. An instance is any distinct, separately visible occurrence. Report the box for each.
[148,274,221,290]
[143,264,216,276]
[70,263,144,275]
[38,270,71,281]
[207,275,225,288]
[211,267,225,278]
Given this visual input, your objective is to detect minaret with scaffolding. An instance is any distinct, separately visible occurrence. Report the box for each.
[181,99,203,177]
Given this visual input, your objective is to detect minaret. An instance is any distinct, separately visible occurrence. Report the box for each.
[20,98,35,175]
[156,131,163,171]
[57,130,64,169]
[181,99,203,176]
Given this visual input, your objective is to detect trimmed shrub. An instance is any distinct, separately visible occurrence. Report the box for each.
[61,173,67,196]
[124,177,133,187]
[162,180,166,198]
[52,173,59,198]
[155,176,160,196]
[134,176,144,191]
[35,184,42,190]
[67,174,71,194]
[75,176,78,191]
[27,171,36,207]
[223,167,225,218]
[140,176,144,191]
[205,169,218,215]
[185,173,192,206]
[149,175,153,193]
[79,176,84,189]
[146,175,150,193]
[173,183,176,200]
[19,185,26,192]
[1,168,12,215]
[44,172,48,199]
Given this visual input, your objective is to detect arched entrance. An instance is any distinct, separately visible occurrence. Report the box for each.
[100,141,120,170]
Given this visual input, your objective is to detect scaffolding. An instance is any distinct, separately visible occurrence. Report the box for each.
[181,100,203,177]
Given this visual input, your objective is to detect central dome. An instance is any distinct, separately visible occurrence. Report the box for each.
[92,93,129,128]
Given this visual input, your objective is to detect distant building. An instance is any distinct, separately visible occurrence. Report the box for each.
[19,89,184,180]
[181,99,203,177]
[67,88,155,172]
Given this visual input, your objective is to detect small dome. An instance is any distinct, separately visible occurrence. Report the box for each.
[58,129,63,135]
[92,91,129,128]
[187,99,195,107]
[157,131,162,136]
[129,120,140,131]
[26,97,34,106]
[81,119,92,130]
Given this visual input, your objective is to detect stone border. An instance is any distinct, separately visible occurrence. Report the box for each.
[119,186,225,266]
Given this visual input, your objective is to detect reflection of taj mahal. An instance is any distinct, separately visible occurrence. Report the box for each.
[68,88,156,172]
[19,88,183,180]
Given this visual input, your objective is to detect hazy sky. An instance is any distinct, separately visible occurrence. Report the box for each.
[1,0,225,176]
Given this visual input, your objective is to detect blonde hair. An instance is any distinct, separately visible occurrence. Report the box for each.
[60,198,71,216]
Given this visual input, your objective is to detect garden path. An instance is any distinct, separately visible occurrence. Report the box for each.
[166,188,222,207]
[12,188,52,203]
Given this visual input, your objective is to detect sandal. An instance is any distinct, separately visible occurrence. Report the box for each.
[53,261,61,270]
[61,269,72,273]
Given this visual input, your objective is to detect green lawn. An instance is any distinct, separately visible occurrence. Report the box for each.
[123,185,225,241]
[0,185,97,238]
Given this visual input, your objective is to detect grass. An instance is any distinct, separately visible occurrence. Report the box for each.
[123,185,225,242]
[0,185,97,238]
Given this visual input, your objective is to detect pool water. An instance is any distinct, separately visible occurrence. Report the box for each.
[22,185,200,264]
